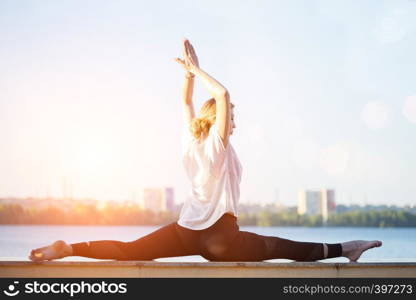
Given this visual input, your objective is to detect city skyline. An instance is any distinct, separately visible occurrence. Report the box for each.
[1,1,415,207]
[0,186,413,208]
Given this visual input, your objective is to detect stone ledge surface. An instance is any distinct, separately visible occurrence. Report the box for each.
[1,261,416,278]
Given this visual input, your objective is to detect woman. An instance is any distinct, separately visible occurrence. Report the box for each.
[29,39,382,262]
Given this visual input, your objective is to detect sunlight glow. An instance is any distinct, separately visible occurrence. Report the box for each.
[1,0,415,206]
[64,131,122,185]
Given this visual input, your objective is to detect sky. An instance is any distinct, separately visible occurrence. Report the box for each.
[0,0,415,207]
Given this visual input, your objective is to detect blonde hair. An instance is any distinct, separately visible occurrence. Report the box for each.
[190,98,234,140]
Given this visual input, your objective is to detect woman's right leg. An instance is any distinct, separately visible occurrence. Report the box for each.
[261,235,342,261]
[201,229,342,262]
[69,222,199,261]
[201,227,381,262]
[197,214,343,262]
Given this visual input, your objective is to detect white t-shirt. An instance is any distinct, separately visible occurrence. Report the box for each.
[177,122,243,230]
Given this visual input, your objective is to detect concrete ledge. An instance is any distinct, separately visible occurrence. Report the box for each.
[1,261,416,278]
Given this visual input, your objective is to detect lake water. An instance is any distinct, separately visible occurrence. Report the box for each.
[1,225,415,262]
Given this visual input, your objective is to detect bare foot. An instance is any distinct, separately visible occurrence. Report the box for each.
[28,240,73,261]
[341,240,382,262]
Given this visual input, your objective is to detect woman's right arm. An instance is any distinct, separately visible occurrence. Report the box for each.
[192,67,231,147]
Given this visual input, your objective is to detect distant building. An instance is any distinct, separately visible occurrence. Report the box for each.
[140,187,175,213]
[297,189,336,222]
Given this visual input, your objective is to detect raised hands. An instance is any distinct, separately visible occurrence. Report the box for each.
[175,38,231,146]
[175,39,200,75]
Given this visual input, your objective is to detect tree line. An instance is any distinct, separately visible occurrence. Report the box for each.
[1,203,416,227]
[238,210,416,227]
[0,203,177,225]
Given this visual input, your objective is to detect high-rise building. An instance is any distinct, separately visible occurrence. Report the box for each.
[140,187,175,212]
[297,189,336,222]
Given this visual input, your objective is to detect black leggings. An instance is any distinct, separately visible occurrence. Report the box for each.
[70,214,342,261]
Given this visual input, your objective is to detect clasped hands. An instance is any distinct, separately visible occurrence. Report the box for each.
[175,38,200,78]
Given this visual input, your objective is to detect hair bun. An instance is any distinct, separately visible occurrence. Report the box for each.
[190,118,213,140]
